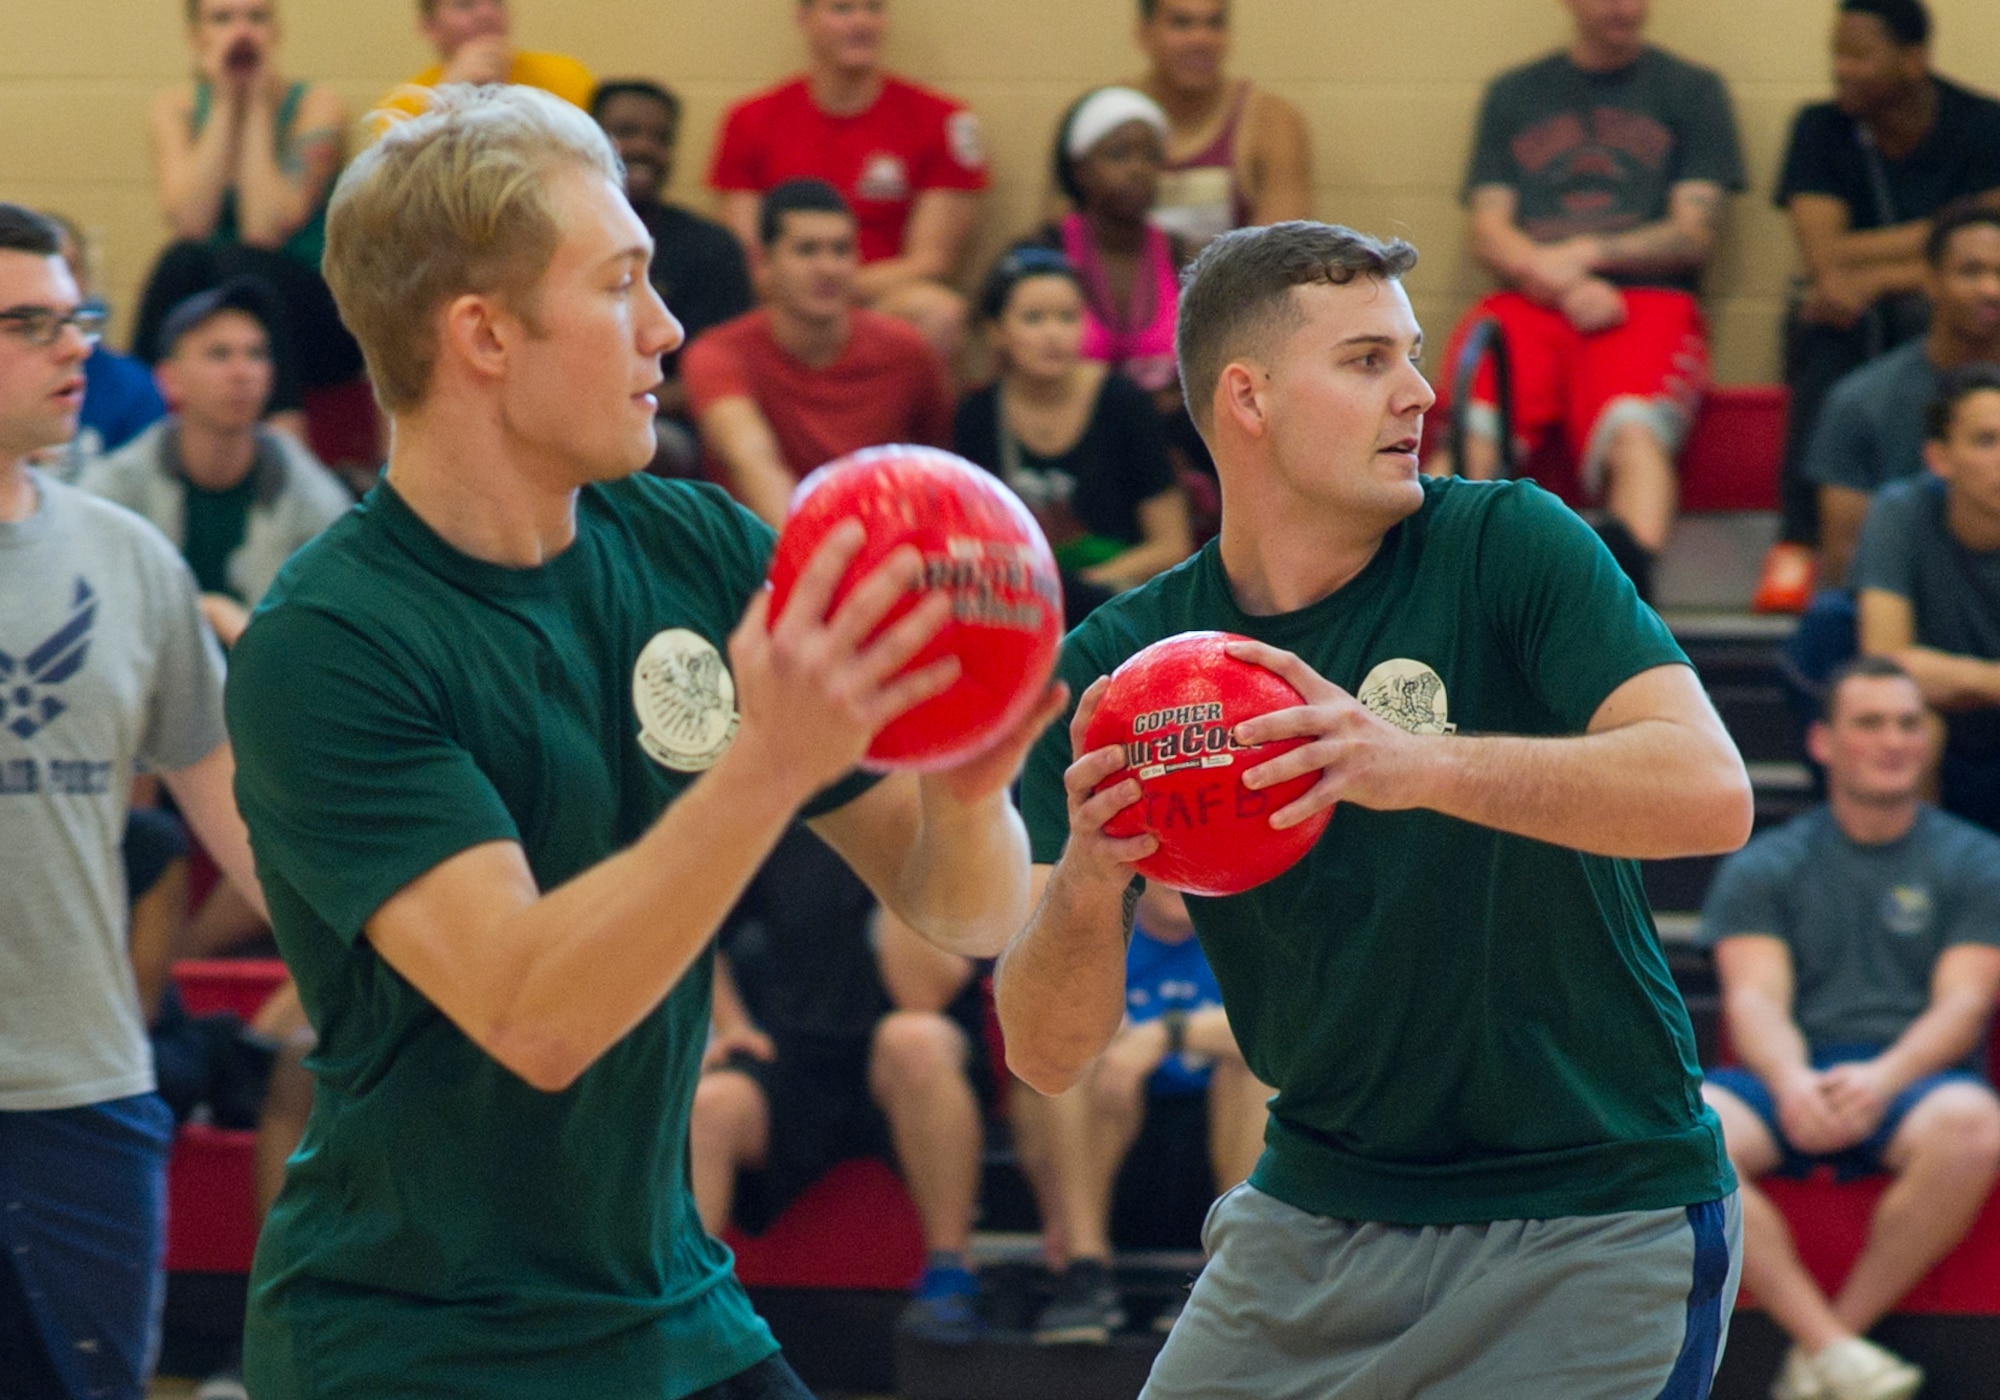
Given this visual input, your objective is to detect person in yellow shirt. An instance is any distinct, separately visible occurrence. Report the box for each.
[381,0,594,117]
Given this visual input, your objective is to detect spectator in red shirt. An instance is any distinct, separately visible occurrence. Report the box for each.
[707,0,988,362]
[682,180,955,528]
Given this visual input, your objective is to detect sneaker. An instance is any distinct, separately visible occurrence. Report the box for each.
[1808,1338,1924,1400]
[1771,1347,1829,1400]
[898,1263,983,1345]
[1150,1294,1186,1335]
[1753,542,1816,615]
[1033,1258,1126,1345]
[195,1352,248,1400]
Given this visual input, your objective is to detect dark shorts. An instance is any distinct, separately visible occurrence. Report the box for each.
[149,983,275,1130]
[0,1095,174,1400]
[1705,1045,1987,1181]
[726,996,990,1236]
[688,1352,817,1400]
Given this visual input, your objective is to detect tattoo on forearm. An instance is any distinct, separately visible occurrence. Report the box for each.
[1121,876,1144,946]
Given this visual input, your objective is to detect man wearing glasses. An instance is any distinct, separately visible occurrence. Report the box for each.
[0,203,268,1400]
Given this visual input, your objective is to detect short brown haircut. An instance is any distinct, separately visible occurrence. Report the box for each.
[1176,221,1418,431]
[322,84,621,413]
[1821,655,1918,723]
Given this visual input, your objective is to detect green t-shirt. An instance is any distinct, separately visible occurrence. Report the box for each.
[1022,476,1735,1225]
[227,474,869,1400]
[182,473,257,598]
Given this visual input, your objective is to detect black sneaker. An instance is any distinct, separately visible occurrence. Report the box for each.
[1033,1259,1126,1345]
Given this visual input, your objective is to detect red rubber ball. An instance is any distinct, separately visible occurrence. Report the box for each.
[1083,631,1331,896]
[767,445,1063,772]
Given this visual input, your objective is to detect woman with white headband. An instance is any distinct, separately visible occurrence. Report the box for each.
[1041,86,1186,398]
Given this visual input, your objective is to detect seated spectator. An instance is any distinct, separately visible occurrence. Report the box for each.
[1032,88,1186,399]
[1131,0,1313,249]
[1808,201,2000,588]
[80,280,350,650]
[1757,0,2000,612]
[135,0,356,433]
[954,248,1190,623]
[45,212,167,466]
[690,826,992,1343]
[1439,0,1745,601]
[591,79,753,478]
[707,0,987,361]
[1854,366,2000,833]
[682,180,953,527]
[1009,883,1270,1345]
[1700,657,2000,1400]
[385,0,594,113]
[122,806,312,1400]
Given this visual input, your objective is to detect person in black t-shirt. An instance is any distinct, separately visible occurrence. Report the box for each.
[592,79,754,476]
[954,248,1192,625]
[1757,0,2000,612]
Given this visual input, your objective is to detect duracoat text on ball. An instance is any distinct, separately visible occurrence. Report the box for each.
[766,445,1063,772]
[1083,631,1332,896]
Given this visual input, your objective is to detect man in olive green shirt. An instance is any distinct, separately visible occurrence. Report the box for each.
[997,222,1754,1398]
[227,86,1054,1400]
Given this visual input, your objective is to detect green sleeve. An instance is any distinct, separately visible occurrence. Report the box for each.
[1474,481,1690,731]
[225,602,520,945]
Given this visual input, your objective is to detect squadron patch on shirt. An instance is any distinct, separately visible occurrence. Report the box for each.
[1882,884,1934,938]
[1357,658,1456,735]
[633,629,739,772]
[946,110,987,171]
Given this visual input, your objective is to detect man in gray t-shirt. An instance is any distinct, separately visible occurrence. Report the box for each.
[1700,658,2000,1400]
[1805,204,2000,588]
[1854,364,2000,833]
[0,205,266,1400]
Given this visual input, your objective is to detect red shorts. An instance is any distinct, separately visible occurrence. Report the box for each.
[1439,288,1709,497]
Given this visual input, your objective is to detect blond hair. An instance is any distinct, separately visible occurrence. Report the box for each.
[322,84,622,413]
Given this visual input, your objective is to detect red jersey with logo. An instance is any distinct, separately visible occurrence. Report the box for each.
[681,308,954,483]
[707,75,989,264]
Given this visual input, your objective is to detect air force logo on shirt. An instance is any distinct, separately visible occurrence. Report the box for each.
[633,629,738,773]
[1357,658,1456,735]
[1,578,96,741]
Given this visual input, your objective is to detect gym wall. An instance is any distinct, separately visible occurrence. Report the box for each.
[4,0,1996,384]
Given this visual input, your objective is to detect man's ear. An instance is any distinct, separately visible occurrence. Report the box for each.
[1217,361,1267,438]
[438,292,515,386]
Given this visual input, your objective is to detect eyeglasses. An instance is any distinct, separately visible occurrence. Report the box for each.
[0,305,106,349]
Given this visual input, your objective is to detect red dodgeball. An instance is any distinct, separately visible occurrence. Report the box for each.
[767,445,1064,772]
[1083,631,1331,896]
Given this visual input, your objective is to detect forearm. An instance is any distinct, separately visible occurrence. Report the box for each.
[1723,987,1813,1087]
[709,952,759,1039]
[1081,537,1185,592]
[996,865,1138,1094]
[1889,646,2000,711]
[162,744,270,923]
[1875,989,1991,1091]
[1184,1005,1243,1063]
[161,112,239,239]
[703,402,796,527]
[1402,720,1750,859]
[232,102,309,248]
[1826,220,1930,271]
[890,786,1032,957]
[1469,217,1557,297]
[482,738,814,1089]
[852,254,943,301]
[1589,220,1709,279]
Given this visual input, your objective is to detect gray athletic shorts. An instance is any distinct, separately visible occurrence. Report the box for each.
[1142,1183,1742,1400]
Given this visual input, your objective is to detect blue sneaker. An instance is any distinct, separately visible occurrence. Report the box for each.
[898,1263,983,1344]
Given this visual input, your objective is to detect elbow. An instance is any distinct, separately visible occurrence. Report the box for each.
[1005,1045,1084,1099]
[1693,762,1755,856]
[485,1023,594,1095]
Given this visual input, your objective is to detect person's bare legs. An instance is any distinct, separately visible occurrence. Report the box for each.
[1037,1065,1147,1266]
[1832,1082,2000,1333]
[1204,1057,1271,1193]
[1702,1083,1852,1353]
[186,881,270,958]
[688,1069,770,1236]
[869,1011,981,1255]
[1598,416,1678,554]
[1006,1080,1071,1269]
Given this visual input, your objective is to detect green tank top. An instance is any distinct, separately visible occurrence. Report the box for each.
[190,80,328,268]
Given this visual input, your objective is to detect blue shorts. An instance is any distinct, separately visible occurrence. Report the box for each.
[0,1095,173,1400]
[1705,1046,1985,1182]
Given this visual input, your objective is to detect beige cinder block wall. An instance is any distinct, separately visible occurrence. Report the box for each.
[5,0,1996,384]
